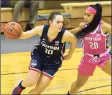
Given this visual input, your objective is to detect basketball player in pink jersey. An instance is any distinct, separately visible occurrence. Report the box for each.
[67,3,111,94]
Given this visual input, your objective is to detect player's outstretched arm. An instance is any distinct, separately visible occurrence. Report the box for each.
[69,22,86,34]
[20,25,44,39]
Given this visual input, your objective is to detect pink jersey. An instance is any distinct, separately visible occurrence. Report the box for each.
[78,23,110,76]
[82,23,109,55]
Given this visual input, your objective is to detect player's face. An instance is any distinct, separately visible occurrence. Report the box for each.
[50,15,64,32]
[84,10,94,24]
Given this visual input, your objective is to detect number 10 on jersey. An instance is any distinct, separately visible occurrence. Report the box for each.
[45,48,53,55]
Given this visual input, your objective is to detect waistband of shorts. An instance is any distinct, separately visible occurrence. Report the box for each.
[85,49,110,57]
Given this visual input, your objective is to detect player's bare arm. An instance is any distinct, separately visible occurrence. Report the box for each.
[69,22,86,34]
[20,25,44,39]
[101,21,111,34]
[62,30,77,60]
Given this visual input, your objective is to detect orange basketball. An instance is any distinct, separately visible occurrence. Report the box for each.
[2,22,22,39]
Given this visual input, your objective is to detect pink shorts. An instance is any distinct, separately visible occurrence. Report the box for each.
[78,53,111,76]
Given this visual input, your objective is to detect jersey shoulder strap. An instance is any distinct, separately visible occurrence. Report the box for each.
[41,25,49,38]
[58,27,66,41]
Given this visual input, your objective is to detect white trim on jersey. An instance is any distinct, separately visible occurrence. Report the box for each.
[101,27,109,36]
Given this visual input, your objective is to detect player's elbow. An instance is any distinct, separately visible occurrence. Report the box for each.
[71,35,77,43]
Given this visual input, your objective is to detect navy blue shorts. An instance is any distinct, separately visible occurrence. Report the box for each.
[29,55,62,79]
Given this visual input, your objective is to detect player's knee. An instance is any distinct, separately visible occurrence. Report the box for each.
[17,1,25,6]
[32,1,39,6]
[28,81,36,86]
[27,79,37,86]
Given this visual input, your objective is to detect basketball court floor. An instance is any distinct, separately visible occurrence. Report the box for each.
[1,35,111,94]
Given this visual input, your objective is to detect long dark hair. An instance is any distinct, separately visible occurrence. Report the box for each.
[75,3,102,39]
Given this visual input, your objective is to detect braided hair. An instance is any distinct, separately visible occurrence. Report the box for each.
[75,3,102,39]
